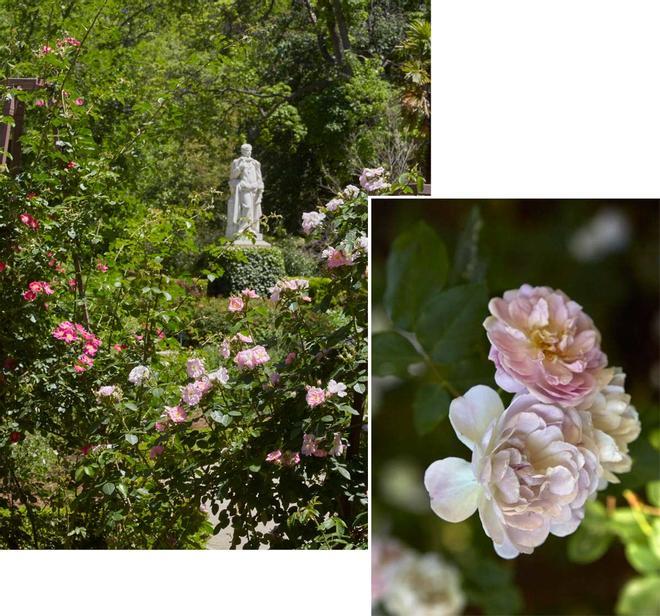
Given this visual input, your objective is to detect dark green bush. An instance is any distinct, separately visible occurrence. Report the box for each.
[277,237,321,277]
[209,246,286,296]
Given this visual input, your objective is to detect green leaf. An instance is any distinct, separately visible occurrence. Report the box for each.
[124,401,138,411]
[413,383,450,435]
[336,466,351,480]
[626,542,660,575]
[372,331,421,377]
[102,482,116,496]
[567,521,612,564]
[647,481,660,507]
[416,282,488,363]
[353,383,366,394]
[116,484,128,499]
[384,221,448,330]
[616,575,660,615]
[124,434,138,445]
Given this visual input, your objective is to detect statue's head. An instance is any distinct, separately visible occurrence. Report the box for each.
[240,143,252,157]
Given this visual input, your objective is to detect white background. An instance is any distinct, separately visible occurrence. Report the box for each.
[2,1,659,614]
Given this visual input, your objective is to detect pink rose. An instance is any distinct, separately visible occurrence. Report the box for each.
[266,450,282,463]
[74,97,84,106]
[285,352,296,365]
[22,290,37,301]
[19,212,40,230]
[424,386,600,558]
[241,288,259,299]
[305,386,326,408]
[150,445,164,459]
[228,296,244,312]
[96,262,108,272]
[166,405,188,424]
[35,99,46,107]
[484,285,611,407]
[322,247,354,269]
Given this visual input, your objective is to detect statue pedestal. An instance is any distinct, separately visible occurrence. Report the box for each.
[232,236,271,247]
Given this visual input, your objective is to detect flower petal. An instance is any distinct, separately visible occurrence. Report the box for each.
[424,457,481,523]
[449,385,505,450]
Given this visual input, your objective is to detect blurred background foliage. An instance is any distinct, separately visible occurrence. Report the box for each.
[372,200,660,615]
[1,0,430,235]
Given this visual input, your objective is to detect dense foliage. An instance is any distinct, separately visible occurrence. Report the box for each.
[0,0,427,549]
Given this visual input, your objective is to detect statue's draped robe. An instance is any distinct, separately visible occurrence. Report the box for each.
[226,157,264,238]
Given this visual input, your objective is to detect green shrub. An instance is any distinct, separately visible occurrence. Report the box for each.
[209,246,286,296]
[277,237,320,277]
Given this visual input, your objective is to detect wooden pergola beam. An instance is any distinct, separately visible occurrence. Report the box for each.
[1,78,44,172]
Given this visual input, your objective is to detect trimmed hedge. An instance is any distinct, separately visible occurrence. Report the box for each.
[208,246,286,297]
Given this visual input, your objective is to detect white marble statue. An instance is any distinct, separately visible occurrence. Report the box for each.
[226,143,268,244]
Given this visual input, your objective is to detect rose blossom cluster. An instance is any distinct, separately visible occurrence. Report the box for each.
[305,379,347,408]
[269,278,310,303]
[265,449,300,467]
[425,284,641,558]
[300,432,347,458]
[358,167,390,193]
[22,280,54,301]
[52,321,102,372]
[234,345,270,370]
[301,211,326,235]
[372,537,465,616]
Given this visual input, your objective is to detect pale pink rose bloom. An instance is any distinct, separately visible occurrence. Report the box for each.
[166,405,188,424]
[234,332,253,344]
[186,357,206,379]
[181,382,204,406]
[424,386,600,559]
[371,538,409,602]
[484,285,612,407]
[97,385,116,397]
[301,433,320,456]
[329,433,347,456]
[359,167,390,192]
[285,352,297,365]
[325,197,343,212]
[150,445,164,459]
[234,345,270,369]
[322,247,354,269]
[265,450,282,463]
[228,296,244,312]
[208,367,229,385]
[577,368,641,486]
[301,211,325,234]
[35,99,46,107]
[196,378,213,394]
[73,364,86,373]
[155,421,168,432]
[220,338,231,358]
[241,288,259,299]
[252,345,270,365]
[342,184,360,199]
[306,386,326,408]
[128,365,150,385]
[326,379,347,398]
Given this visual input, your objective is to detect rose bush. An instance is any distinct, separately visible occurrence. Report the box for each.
[0,30,422,549]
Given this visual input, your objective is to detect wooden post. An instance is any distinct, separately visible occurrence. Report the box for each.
[1,78,44,173]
